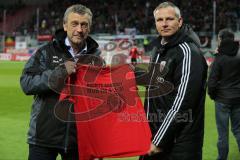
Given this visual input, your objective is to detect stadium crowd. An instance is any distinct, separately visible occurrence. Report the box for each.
[0,0,240,35]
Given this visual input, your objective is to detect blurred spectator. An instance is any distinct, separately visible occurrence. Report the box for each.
[208,29,240,160]
[129,44,139,65]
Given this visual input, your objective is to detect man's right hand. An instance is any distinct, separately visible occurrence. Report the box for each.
[64,61,76,75]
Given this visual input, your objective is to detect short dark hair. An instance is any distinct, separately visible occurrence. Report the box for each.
[218,29,234,41]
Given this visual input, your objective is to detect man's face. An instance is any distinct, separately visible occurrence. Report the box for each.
[63,12,90,46]
[154,7,183,38]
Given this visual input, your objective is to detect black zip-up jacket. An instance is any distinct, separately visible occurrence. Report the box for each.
[20,29,101,151]
[208,39,240,104]
[144,25,208,150]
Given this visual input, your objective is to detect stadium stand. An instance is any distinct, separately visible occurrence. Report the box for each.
[0,0,240,35]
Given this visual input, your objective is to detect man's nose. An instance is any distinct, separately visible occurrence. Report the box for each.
[76,25,83,32]
[161,20,168,27]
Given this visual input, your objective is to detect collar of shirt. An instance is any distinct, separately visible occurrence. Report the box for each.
[65,38,87,61]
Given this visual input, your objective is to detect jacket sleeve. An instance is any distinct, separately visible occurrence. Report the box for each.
[20,49,68,95]
[207,57,221,100]
[151,43,206,148]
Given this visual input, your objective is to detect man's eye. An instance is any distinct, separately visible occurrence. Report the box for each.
[71,22,78,26]
[167,17,175,21]
[81,22,88,28]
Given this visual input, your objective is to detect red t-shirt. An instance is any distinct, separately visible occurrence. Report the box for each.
[60,64,151,160]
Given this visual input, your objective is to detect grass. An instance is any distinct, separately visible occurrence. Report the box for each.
[0,61,239,160]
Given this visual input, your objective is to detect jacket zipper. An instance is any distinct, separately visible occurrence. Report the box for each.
[147,53,160,119]
[64,103,73,153]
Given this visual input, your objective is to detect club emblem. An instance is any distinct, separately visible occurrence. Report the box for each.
[160,61,166,72]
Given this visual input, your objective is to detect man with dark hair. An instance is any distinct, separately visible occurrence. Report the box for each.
[208,29,240,160]
[139,1,208,160]
[215,29,234,53]
[218,29,234,41]
[20,4,101,160]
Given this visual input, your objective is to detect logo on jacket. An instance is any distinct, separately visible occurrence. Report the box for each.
[160,61,166,72]
[52,56,63,64]
[156,76,165,83]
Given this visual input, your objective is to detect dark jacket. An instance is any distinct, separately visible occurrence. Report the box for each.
[20,29,101,151]
[208,39,240,104]
[145,25,208,150]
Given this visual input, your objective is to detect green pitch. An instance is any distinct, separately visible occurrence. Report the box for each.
[0,61,239,160]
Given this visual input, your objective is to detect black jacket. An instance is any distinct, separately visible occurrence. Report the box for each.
[208,39,240,104]
[20,29,101,151]
[145,25,208,150]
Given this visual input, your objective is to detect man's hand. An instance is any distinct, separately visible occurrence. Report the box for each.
[64,61,76,75]
[148,143,162,156]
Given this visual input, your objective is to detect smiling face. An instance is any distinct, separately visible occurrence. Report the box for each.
[63,12,90,48]
[154,6,183,39]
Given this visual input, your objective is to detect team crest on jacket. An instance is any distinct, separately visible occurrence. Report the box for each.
[52,56,63,64]
[160,61,166,72]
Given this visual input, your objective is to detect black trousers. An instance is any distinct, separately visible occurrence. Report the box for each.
[28,144,79,160]
[139,141,202,160]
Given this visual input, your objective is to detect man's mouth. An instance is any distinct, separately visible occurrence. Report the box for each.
[74,35,82,37]
[162,29,170,32]
[74,35,84,39]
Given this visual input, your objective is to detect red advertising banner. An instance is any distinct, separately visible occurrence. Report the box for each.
[37,35,53,41]
[11,53,31,61]
[0,53,12,61]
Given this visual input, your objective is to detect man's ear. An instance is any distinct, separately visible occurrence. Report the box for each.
[88,23,91,33]
[178,17,183,28]
[63,23,67,31]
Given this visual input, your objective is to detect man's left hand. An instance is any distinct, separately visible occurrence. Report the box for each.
[148,143,162,156]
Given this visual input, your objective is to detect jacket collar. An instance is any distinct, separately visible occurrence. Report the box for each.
[53,29,99,54]
[156,24,201,49]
